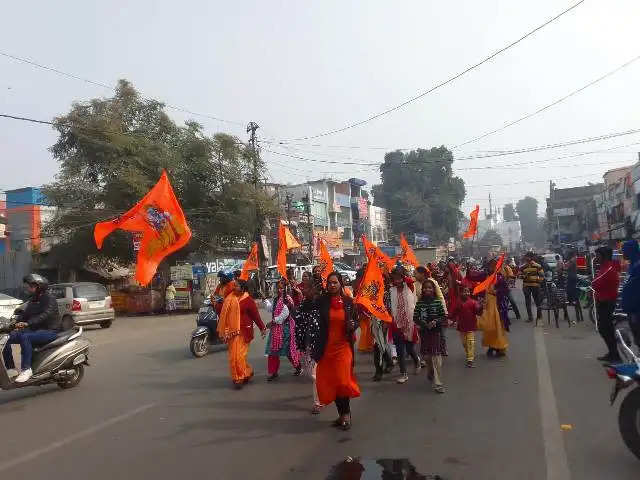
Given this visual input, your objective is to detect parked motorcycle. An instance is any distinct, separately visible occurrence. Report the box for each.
[189,297,224,358]
[604,330,640,460]
[0,316,91,391]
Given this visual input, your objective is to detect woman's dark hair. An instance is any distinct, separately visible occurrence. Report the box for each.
[237,279,249,292]
[415,265,428,275]
[596,246,613,261]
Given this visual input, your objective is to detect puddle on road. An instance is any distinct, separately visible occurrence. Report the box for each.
[326,457,443,479]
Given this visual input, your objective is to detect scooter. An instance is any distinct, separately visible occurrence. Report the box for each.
[0,317,91,391]
[189,297,224,358]
[604,329,640,460]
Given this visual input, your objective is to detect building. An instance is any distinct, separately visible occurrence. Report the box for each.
[270,178,389,261]
[546,183,602,247]
[368,205,389,245]
[0,198,7,254]
[596,166,634,241]
[0,187,57,293]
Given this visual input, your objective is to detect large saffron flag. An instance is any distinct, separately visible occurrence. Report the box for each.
[398,233,419,267]
[94,170,191,285]
[362,235,395,272]
[316,238,334,283]
[463,205,480,239]
[277,221,302,279]
[239,242,259,281]
[473,253,505,295]
[355,256,392,322]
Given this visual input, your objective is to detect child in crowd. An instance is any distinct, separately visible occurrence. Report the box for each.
[451,287,482,368]
[413,278,448,393]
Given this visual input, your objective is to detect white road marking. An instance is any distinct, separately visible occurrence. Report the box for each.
[0,403,156,473]
[534,327,572,480]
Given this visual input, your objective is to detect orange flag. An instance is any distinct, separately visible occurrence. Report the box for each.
[94,170,191,286]
[473,253,505,295]
[463,205,480,239]
[362,235,395,272]
[398,233,419,267]
[355,256,392,322]
[239,242,259,281]
[277,221,301,279]
[316,239,334,283]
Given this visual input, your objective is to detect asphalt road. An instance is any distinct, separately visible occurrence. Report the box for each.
[1,292,638,479]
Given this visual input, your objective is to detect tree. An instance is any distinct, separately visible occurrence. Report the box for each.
[480,229,503,246]
[372,147,466,242]
[42,80,277,270]
[503,203,517,222]
[516,196,545,247]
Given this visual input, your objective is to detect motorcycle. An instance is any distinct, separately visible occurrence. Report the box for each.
[189,297,224,358]
[604,329,640,460]
[0,316,91,391]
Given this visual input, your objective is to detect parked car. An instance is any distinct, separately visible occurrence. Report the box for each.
[333,261,357,284]
[0,293,23,319]
[50,282,115,329]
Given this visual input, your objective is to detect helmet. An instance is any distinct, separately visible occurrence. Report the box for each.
[217,270,234,283]
[23,273,49,289]
[23,273,49,296]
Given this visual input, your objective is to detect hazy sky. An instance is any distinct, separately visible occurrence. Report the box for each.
[2,0,639,217]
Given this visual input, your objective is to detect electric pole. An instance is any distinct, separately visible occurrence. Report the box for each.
[302,191,313,263]
[246,121,263,295]
[285,193,293,229]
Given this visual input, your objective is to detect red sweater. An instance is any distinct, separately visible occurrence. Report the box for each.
[591,260,621,302]
[239,296,266,342]
[452,298,481,333]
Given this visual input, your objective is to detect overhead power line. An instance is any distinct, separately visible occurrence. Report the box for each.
[454,54,640,148]
[283,0,585,142]
[0,50,245,127]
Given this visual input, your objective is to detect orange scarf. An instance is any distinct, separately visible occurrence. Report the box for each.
[217,292,248,342]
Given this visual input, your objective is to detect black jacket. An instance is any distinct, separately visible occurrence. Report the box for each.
[310,294,358,363]
[21,291,62,331]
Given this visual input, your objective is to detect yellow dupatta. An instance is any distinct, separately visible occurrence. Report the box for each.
[217,292,248,342]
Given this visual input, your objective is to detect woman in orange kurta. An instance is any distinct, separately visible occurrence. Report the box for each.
[217,280,266,389]
[313,272,360,431]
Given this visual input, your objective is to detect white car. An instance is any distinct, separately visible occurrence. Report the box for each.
[333,262,357,284]
[0,293,23,319]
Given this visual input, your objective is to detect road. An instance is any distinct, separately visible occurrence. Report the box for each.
[0,293,638,479]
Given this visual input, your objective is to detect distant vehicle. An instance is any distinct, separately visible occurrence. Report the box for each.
[333,262,357,284]
[542,253,563,271]
[0,293,23,319]
[50,282,115,330]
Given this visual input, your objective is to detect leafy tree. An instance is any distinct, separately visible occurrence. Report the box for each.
[480,229,503,246]
[42,80,277,270]
[516,196,546,248]
[372,147,466,242]
[503,203,517,222]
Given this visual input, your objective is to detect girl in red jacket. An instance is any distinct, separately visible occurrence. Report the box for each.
[591,246,621,363]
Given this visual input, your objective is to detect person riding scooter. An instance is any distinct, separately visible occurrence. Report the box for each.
[1,273,62,383]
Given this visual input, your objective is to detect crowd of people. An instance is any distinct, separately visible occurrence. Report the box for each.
[210,241,640,432]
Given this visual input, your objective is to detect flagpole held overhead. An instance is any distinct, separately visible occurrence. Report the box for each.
[93,170,192,286]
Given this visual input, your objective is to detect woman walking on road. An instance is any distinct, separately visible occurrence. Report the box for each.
[312,272,360,431]
[413,279,448,393]
[217,280,267,389]
[294,279,324,414]
[265,278,301,381]
[478,258,509,357]
[389,265,420,384]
